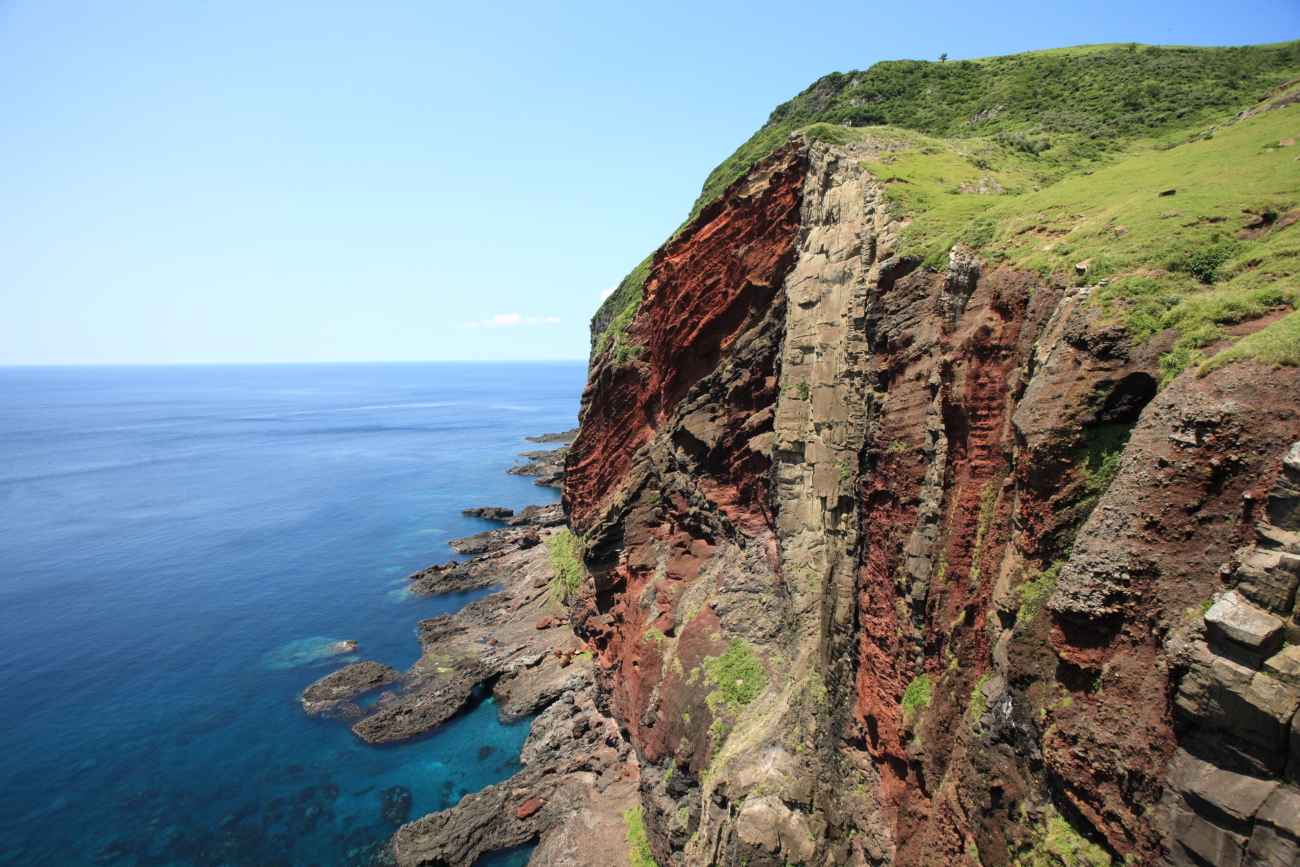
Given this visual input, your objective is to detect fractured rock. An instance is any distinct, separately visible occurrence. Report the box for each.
[506,502,566,528]
[447,527,541,555]
[1236,549,1300,614]
[301,661,402,715]
[1265,646,1300,689]
[1167,750,1276,827]
[462,507,514,521]
[1205,591,1285,664]
[1175,642,1300,754]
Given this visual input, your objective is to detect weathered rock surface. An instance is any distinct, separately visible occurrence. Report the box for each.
[324,136,1300,866]
[446,526,542,555]
[552,131,1300,867]
[525,429,579,443]
[462,506,514,521]
[300,661,403,717]
[392,686,640,867]
[506,502,566,528]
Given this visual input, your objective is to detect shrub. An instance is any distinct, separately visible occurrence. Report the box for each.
[901,674,933,722]
[1165,241,1246,284]
[703,639,768,707]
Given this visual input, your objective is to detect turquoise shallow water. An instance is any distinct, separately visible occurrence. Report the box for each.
[0,362,583,866]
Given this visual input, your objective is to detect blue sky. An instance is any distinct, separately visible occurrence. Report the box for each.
[1,1,1296,364]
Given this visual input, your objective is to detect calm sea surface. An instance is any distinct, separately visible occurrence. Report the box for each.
[0,362,586,867]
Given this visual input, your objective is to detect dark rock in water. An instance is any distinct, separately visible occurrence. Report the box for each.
[477,744,497,760]
[517,447,568,462]
[505,503,566,528]
[301,661,402,715]
[350,657,488,744]
[380,786,413,825]
[504,462,559,477]
[407,546,530,596]
[524,429,578,443]
[506,444,566,488]
[461,507,514,521]
[393,686,640,867]
[407,561,489,595]
[446,527,539,555]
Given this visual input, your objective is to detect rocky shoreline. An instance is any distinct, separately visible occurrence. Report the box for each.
[300,430,638,867]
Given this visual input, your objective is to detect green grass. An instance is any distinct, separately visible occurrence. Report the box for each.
[622,807,658,867]
[1015,806,1112,867]
[696,42,1300,218]
[591,254,653,365]
[1015,562,1064,625]
[840,104,1299,385]
[901,674,933,722]
[546,530,588,607]
[592,41,1300,373]
[702,639,768,707]
[1198,309,1300,376]
[1079,424,1134,496]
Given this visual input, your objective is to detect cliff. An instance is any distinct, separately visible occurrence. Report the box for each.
[561,43,1300,867]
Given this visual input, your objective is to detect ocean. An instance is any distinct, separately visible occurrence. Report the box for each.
[0,362,587,867]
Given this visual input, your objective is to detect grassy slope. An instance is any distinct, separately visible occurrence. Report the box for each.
[590,41,1300,369]
[843,100,1299,380]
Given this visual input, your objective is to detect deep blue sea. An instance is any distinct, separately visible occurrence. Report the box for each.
[0,362,587,867]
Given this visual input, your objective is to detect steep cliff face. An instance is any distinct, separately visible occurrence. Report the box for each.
[562,125,1300,867]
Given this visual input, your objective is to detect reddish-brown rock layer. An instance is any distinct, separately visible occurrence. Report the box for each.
[563,144,806,534]
[560,136,1300,867]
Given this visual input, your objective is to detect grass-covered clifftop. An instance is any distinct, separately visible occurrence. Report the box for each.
[696,41,1300,214]
[591,41,1300,372]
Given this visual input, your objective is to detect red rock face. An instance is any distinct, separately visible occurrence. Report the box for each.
[563,145,806,535]
[562,142,1300,867]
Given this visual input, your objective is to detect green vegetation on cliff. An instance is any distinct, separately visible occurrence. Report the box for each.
[591,41,1300,366]
[702,639,767,707]
[621,807,658,867]
[546,530,588,606]
[698,41,1300,216]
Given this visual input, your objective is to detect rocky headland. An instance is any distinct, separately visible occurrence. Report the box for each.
[310,43,1300,867]
[302,433,642,866]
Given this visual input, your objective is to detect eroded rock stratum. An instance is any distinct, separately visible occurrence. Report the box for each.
[555,137,1300,867]
[367,126,1298,866]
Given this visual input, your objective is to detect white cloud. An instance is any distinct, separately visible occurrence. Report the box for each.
[462,313,563,328]
[599,287,616,301]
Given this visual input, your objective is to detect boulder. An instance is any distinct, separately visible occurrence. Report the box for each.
[1236,550,1300,614]
[1205,591,1285,663]
[516,798,543,820]
[1265,646,1300,689]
